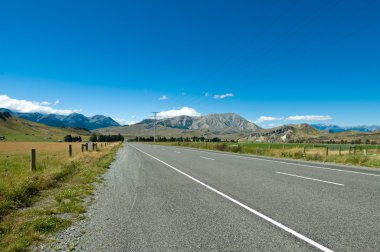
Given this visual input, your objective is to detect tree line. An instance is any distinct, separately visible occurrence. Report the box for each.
[63,135,82,142]
[89,133,124,142]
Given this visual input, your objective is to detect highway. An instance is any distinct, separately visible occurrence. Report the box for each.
[77,143,380,251]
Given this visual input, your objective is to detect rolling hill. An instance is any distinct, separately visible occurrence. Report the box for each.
[0,112,90,141]
[243,123,380,143]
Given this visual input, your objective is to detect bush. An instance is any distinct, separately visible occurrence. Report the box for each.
[215,143,228,151]
[293,151,304,159]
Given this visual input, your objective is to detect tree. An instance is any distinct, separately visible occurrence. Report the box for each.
[64,135,73,142]
[89,133,97,142]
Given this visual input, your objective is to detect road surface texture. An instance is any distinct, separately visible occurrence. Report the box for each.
[73,143,379,251]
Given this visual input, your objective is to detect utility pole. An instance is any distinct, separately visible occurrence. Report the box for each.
[151,112,158,143]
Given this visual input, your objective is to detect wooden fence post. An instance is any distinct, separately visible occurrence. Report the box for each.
[303,146,306,156]
[339,145,342,156]
[326,146,329,156]
[31,149,36,171]
[69,144,72,157]
[364,149,367,157]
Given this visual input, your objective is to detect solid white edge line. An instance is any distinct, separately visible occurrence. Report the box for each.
[200,156,215,161]
[276,172,344,186]
[130,144,334,252]
[171,146,380,177]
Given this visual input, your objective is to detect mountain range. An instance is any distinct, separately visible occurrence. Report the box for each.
[0,112,90,141]
[0,108,120,130]
[311,124,380,133]
[96,113,261,138]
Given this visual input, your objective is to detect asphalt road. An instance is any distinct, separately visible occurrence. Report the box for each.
[77,143,380,251]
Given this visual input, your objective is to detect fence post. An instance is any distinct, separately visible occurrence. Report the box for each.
[326,146,329,156]
[303,146,306,156]
[86,143,88,151]
[69,144,72,157]
[31,149,36,171]
[364,149,367,157]
[339,145,342,156]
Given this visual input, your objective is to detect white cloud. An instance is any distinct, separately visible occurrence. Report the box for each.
[254,115,332,124]
[286,115,332,121]
[53,100,60,105]
[0,94,81,115]
[159,95,169,100]
[213,93,234,99]
[254,116,283,123]
[39,101,51,106]
[157,107,201,118]
[114,118,137,126]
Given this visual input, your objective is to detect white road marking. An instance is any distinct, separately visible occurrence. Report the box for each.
[161,148,166,151]
[172,146,380,177]
[276,172,344,186]
[200,156,215,161]
[130,145,334,252]
[174,151,181,154]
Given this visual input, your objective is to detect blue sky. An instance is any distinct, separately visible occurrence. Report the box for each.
[1,0,379,127]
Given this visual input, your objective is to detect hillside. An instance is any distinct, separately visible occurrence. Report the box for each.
[0,108,120,130]
[0,112,90,141]
[243,123,380,143]
[95,113,261,139]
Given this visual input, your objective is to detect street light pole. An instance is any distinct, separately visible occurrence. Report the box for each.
[151,112,158,143]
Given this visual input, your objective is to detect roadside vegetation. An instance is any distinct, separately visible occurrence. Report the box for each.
[151,141,380,168]
[0,141,122,251]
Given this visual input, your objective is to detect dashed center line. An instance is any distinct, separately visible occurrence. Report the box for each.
[276,172,344,186]
[174,151,181,154]
[200,156,215,161]
[130,145,334,252]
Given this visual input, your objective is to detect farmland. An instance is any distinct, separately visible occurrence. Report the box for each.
[0,141,122,251]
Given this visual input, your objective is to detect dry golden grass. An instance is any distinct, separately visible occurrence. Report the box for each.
[0,142,84,155]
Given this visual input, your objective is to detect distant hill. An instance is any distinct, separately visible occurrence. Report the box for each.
[0,112,90,141]
[244,124,321,142]
[311,124,380,133]
[96,113,261,139]
[0,109,120,130]
[242,123,380,143]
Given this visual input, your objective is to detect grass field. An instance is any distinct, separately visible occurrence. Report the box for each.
[0,141,122,251]
[152,142,380,168]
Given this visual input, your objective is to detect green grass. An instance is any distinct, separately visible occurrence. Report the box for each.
[0,142,122,252]
[151,142,380,168]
